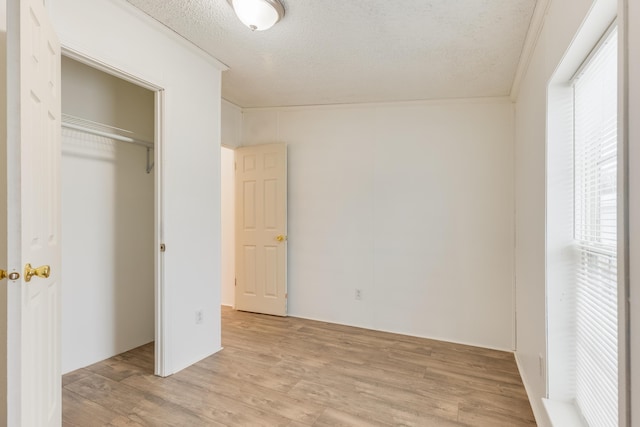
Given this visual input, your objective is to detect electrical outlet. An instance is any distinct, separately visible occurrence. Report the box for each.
[355,289,362,300]
[195,310,203,325]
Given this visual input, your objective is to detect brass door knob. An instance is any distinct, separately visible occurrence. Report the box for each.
[24,264,51,282]
[0,270,6,281]
[275,235,287,242]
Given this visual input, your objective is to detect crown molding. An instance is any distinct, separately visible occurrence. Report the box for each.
[510,0,552,102]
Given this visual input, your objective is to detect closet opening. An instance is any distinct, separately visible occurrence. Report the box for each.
[60,55,162,375]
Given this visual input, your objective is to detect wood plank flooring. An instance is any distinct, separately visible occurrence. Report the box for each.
[63,307,536,426]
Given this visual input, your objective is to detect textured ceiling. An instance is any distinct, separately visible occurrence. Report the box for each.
[126,0,536,108]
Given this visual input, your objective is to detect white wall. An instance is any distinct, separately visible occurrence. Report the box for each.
[60,58,154,374]
[513,0,606,424]
[222,99,242,148]
[50,0,225,375]
[241,99,515,351]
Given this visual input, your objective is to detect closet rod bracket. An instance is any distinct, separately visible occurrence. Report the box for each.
[146,147,155,174]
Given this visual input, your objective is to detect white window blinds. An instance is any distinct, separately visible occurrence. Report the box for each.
[573,27,618,427]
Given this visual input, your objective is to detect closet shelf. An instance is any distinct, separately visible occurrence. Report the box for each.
[62,114,155,173]
[62,114,153,148]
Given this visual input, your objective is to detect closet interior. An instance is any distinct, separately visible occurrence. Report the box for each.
[61,57,155,374]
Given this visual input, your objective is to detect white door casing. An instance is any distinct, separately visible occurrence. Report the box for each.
[6,0,61,425]
[235,143,287,316]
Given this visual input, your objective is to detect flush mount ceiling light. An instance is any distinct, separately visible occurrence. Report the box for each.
[228,0,285,31]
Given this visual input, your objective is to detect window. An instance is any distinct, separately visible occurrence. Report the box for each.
[572,26,618,427]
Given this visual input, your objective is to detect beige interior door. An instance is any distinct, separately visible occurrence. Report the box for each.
[6,0,62,424]
[235,143,287,316]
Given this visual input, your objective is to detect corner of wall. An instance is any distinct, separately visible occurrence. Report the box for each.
[221,99,243,148]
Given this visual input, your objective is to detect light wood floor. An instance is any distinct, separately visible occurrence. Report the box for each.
[62,307,536,426]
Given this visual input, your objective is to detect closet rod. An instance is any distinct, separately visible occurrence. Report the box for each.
[61,114,155,173]
[62,122,154,149]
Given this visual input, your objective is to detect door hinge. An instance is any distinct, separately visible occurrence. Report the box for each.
[235,278,237,287]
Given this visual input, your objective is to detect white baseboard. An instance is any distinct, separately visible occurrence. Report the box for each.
[514,352,552,427]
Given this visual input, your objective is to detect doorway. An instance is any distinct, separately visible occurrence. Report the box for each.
[220,143,288,316]
[60,56,157,374]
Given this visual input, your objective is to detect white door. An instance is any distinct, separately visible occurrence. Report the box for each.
[6,0,61,425]
[235,143,287,316]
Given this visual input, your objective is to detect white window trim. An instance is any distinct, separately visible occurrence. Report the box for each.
[544,0,621,425]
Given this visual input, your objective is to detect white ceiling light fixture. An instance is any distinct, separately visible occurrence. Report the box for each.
[228,0,285,31]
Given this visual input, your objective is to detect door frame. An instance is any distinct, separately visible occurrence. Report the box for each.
[220,144,237,308]
[60,47,169,376]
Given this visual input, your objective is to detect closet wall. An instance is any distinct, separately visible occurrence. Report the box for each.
[61,57,155,374]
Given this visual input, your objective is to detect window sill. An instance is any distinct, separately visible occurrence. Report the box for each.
[542,398,588,427]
